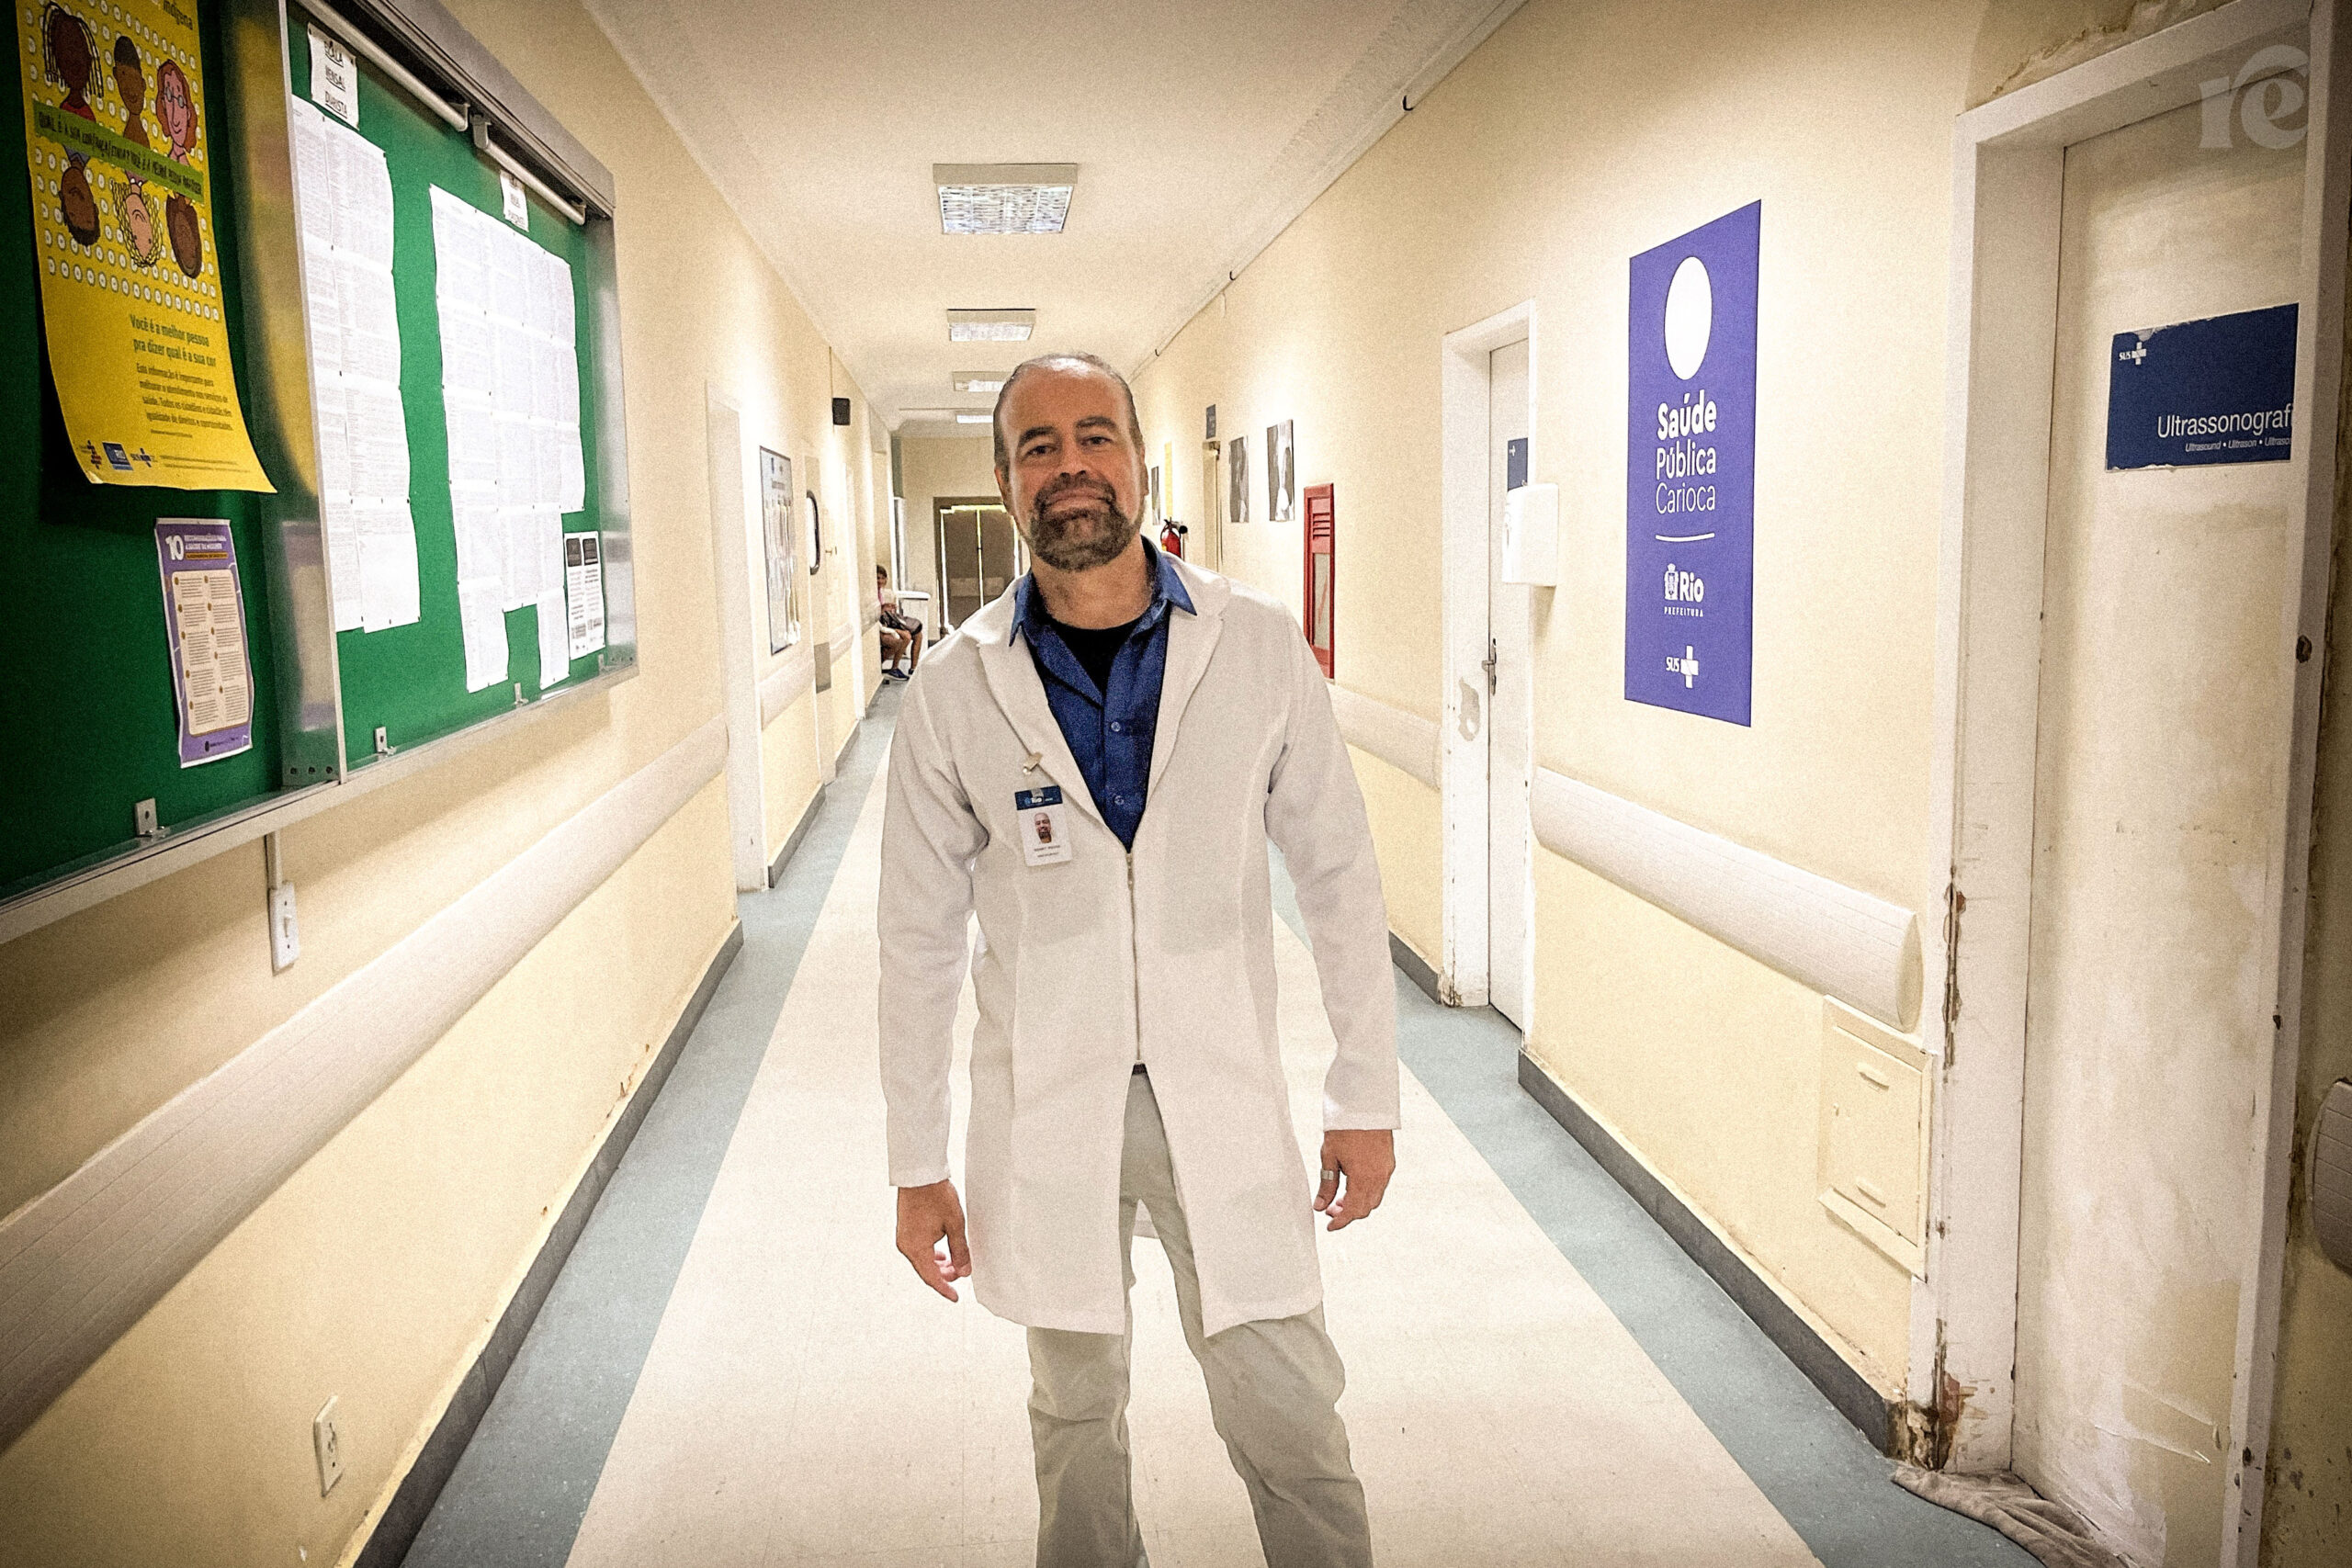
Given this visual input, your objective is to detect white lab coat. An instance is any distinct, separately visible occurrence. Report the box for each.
[878,557,1399,1338]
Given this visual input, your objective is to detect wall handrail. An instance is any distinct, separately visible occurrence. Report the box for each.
[1327,682,1441,789]
[759,646,816,728]
[0,717,729,1453]
[1529,769,1922,1032]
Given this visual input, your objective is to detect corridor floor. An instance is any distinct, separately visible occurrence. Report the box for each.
[402,686,2035,1568]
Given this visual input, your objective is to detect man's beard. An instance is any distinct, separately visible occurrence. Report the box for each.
[1023,475,1135,572]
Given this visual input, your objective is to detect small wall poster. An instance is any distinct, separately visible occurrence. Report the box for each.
[1227,434,1249,525]
[760,447,797,651]
[2106,302,2296,469]
[1267,419,1295,521]
[17,0,273,491]
[154,517,253,765]
[1624,201,1759,726]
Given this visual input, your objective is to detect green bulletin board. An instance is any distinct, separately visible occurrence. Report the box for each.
[288,15,609,767]
[0,0,284,896]
[0,0,631,925]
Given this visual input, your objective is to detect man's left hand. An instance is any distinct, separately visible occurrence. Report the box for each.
[1315,1129,1395,1230]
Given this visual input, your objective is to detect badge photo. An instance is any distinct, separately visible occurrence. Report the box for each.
[1014,784,1072,866]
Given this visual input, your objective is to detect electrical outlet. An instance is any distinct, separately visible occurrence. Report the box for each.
[312,1397,344,1496]
[268,883,300,972]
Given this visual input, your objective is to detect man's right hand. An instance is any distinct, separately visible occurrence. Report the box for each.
[895,1179,972,1302]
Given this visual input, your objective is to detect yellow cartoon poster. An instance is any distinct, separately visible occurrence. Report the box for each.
[17,0,272,490]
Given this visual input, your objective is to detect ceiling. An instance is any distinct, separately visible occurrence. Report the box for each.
[582,0,1523,438]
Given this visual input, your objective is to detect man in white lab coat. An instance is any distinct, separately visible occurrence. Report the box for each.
[879,353,1399,1567]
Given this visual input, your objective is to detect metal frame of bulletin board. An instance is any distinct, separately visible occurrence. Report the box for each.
[0,0,632,943]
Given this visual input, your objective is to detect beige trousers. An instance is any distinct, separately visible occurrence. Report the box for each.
[1026,1069,1374,1568]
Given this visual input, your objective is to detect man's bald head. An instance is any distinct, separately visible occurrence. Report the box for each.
[990,353,1145,473]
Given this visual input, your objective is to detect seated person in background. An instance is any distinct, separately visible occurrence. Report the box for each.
[878,565,923,680]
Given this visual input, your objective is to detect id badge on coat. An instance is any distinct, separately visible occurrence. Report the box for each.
[1014,785,1073,866]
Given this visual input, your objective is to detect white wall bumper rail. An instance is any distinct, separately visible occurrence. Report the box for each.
[1328,682,1441,791]
[0,716,729,1453]
[1529,769,1922,1032]
[759,644,816,728]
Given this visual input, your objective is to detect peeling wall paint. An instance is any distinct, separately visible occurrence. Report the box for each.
[1969,0,2236,107]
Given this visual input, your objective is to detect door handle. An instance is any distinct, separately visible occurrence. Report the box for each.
[1459,679,1483,740]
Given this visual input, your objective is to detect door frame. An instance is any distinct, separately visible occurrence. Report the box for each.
[704,387,766,893]
[1304,483,1336,678]
[932,495,1005,631]
[1439,301,1536,1008]
[1928,9,2347,1562]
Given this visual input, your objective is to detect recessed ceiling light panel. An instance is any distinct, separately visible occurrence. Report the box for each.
[947,309,1035,343]
[954,370,1007,394]
[935,164,1077,235]
[955,412,992,424]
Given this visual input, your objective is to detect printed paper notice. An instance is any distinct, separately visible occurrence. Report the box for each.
[289,99,415,631]
[19,0,273,491]
[536,590,567,687]
[457,576,506,692]
[564,532,605,659]
[308,25,357,128]
[432,184,586,669]
[155,518,254,766]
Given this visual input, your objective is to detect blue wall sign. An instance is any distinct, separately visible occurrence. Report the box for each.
[2107,303,2297,470]
[1625,202,1759,726]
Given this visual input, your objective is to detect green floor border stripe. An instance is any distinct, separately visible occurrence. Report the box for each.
[396,686,899,1568]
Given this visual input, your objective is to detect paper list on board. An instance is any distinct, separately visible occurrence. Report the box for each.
[457,576,506,692]
[172,569,254,735]
[536,592,569,687]
[431,186,587,674]
[290,100,417,634]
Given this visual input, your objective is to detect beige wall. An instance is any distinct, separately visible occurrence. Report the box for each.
[1128,0,2267,1401]
[897,434,1001,627]
[763,688,823,862]
[1131,0,1995,1385]
[0,2,873,1562]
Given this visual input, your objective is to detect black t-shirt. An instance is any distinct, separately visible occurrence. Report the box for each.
[1051,615,1139,696]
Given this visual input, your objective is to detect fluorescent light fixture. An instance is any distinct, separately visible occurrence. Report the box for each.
[948,308,1035,343]
[955,412,992,424]
[954,370,1007,394]
[935,164,1077,234]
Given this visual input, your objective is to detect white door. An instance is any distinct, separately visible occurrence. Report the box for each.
[2012,96,2301,1567]
[1487,339,1532,1029]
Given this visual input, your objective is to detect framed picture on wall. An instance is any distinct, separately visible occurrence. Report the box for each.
[1268,420,1295,522]
[760,447,798,652]
[1149,464,1162,525]
[1228,434,1250,525]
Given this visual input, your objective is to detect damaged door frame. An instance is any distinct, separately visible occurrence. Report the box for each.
[1926,6,2348,1565]
[1438,299,1538,1009]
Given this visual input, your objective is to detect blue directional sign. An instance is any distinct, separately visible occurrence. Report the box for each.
[2107,303,2297,470]
[1625,202,1758,725]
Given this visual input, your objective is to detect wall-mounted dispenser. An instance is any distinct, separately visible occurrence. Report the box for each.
[1502,481,1558,586]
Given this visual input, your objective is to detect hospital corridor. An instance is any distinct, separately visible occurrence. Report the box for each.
[3,4,2350,1568]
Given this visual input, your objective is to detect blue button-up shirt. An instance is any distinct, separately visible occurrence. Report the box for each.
[1013,539,1195,849]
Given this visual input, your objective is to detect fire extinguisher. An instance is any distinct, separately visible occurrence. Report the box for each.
[1159,520,1188,559]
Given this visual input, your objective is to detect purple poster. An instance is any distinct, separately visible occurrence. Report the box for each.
[1625,202,1759,725]
[154,518,255,767]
